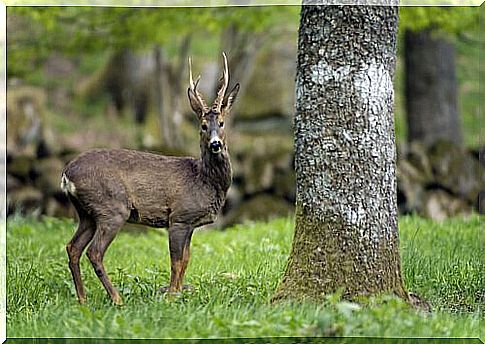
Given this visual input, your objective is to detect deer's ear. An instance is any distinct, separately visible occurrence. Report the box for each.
[223,83,240,115]
[188,88,203,117]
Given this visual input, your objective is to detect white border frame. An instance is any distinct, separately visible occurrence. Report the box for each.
[0,2,482,343]
[1,2,6,343]
[0,2,7,343]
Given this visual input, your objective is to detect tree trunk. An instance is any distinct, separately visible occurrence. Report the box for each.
[404,29,462,147]
[154,46,172,147]
[168,34,191,148]
[105,49,150,125]
[219,25,263,128]
[154,36,191,148]
[274,5,408,302]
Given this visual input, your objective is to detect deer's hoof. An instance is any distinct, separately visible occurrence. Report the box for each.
[158,285,193,294]
[78,297,87,305]
[112,295,124,306]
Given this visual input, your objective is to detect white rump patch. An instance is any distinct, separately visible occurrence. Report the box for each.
[60,173,77,196]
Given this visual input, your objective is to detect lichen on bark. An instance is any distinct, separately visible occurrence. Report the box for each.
[274,5,409,303]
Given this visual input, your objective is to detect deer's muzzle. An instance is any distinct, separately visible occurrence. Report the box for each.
[209,131,223,154]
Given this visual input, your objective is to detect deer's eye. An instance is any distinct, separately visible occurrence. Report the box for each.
[201,124,208,131]
[219,121,224,128]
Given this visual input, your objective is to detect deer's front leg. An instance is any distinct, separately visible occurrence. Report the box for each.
[167,223,193,293]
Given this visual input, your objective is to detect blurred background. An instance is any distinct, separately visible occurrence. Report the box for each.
[6,6,483,227]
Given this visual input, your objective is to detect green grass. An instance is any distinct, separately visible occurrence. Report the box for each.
[6,215,483,339]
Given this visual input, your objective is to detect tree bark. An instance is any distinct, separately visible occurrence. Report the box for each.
[274,5,408,302]
[404,29,462,147]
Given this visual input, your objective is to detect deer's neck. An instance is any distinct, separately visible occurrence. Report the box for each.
[200,145,232,193]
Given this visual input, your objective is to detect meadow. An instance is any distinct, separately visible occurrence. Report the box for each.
[6,215,483,339]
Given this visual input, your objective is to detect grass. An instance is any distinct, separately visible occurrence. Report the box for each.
[6,215,483,339]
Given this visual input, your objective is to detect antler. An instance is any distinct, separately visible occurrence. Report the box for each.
[212,52,229,113]
[189,57,209,113]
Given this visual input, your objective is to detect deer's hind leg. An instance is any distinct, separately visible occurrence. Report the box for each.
[66,203,96,304]
[87,209,129,305]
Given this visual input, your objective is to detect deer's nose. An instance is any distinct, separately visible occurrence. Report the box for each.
[209,130,223,153]
[209,139,222,153]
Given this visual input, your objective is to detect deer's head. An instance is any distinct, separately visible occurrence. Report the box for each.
[188,52,240,155]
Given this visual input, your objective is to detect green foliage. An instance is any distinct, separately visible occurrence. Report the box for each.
[7,6,299,77]
[399,7,479,35]
[6,215,482,338]
[6,6,481,148]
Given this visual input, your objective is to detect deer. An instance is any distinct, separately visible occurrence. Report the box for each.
[61,53,240,305]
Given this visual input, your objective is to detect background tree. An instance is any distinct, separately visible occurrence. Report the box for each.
[8,7,215,148]
[7,6,480,223]
[7,7,297,148]
[399,7,479,147]
[274,5,410,302]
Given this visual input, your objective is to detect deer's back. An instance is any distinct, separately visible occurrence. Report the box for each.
[62,148,209,227]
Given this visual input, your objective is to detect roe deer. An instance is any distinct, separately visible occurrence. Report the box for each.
[61,53,240,305]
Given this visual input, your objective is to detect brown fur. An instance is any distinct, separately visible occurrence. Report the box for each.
[62,54,239,304]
